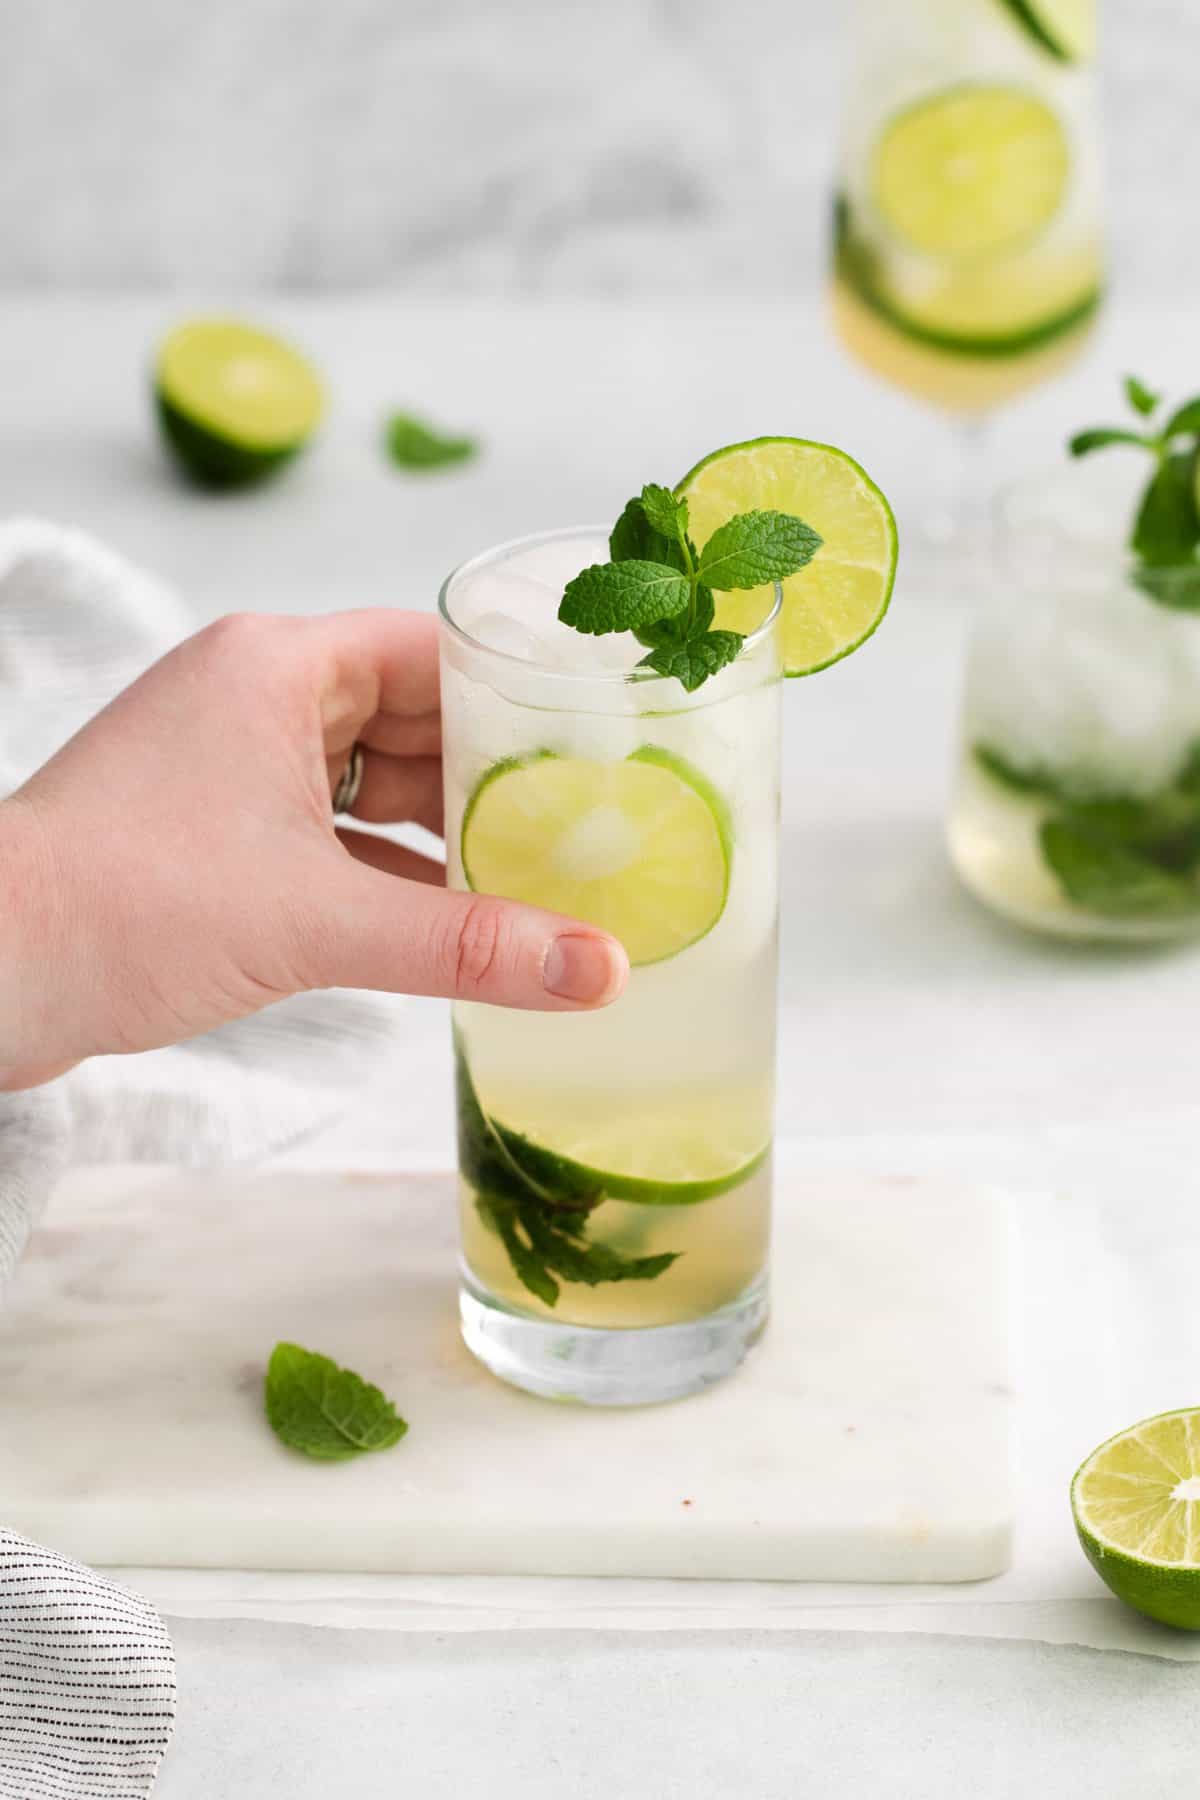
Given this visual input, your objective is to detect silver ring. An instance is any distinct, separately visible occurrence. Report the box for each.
[332,742,366,814]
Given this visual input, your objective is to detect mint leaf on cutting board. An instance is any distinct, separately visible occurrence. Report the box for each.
[265,1342,408,1461]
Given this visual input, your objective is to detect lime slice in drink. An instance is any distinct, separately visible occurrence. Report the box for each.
[676,438,897,677]
[461,746,731,966]
[1072,1408,1200,1630]
[872,84,1070,261]
[491,1092,770,1207]
[154,318,324,488]
[996,0,1096,62]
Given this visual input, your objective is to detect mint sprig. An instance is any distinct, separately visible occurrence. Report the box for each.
[558,482,822,692]
[265,1343,408,1461]
[1070,378,1200,606]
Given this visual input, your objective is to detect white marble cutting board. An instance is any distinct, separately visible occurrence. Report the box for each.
[0,1167,1012,1581]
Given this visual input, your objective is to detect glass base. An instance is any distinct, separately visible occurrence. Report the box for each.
[459,1270,769,1407]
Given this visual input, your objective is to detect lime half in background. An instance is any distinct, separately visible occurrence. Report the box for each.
[872,84,1070,261]
[677,437,898,677]
[995,0,1096,63]
[154,318,324,488]
[461,746,732,967]
[1072,1408,1200,1630]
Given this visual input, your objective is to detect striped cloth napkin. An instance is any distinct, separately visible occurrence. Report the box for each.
[0,519,410,1793]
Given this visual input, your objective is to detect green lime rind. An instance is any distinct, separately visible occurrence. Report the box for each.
[626,743,734,932]
[675,434,898,679]
[459,750,557,894]
[833,195,1103,360]
[493,1116,768,1208]
[154,392,303,490]
[1071,1407,1200,1631]
[459,746,733,966]
[154,318,323,490]
[994,0,1093,62]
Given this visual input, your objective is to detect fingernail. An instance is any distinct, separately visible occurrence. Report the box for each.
[542,933,623,1004]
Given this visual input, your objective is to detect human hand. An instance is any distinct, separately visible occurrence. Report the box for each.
[0,610,628,1091]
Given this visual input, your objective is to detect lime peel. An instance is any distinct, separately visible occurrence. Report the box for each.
[1072,1406,1200,1630]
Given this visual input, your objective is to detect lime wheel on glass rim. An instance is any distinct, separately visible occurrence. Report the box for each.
[154,317,324,488]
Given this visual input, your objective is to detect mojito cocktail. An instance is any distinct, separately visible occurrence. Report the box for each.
[949,381,1200,939]
[439,440,897,1404]
[440,531,781,1402]
[831,0,1103,413]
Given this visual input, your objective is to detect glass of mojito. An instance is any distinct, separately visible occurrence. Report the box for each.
[949,381,1200,939]
[439,441,898,1404]
[830,0,1103,535]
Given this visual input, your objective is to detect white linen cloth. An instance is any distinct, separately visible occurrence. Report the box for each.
[0,520,408,1794]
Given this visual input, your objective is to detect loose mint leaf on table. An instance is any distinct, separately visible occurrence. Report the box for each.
[1068,427,1153,458]
[1124,375,1161,418]
[559,560,691,634]
[640,631,745,693]
[1131,454,1200,566]
[638,482,689,543]
[265,1343,408,1461]
[385,411,478,471]
[696,511,822,590]
[1040,820,1195,917]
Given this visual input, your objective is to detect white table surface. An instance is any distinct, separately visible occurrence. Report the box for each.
[4,293,1200,1793]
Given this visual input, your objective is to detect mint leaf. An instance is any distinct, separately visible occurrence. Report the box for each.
[1040,820,1195,916]
[640,631,745,692]
[635,582,714,650]
[1124,375,1160,418]
[609,494,688,572]
[385,412,477,471]
[974,743,1065,799]
[1132,453,1200,566]
[265,1343,408,1461]
[1132,562,1200,611]
[697,511,822,591]
[1163,398,1200,440]
[639,483,688,544]
[559,560,691,634]
[455,1043,680,1305]
[1068,427,1153,458]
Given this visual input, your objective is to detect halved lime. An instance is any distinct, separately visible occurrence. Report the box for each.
[996,0,1095,62]
[676,438,897,677]
[1072,1408,1200,1630]
[872,84,1070,261]
[492,1093,770,1207]
[461,746,731,966]
[154,317,324,488]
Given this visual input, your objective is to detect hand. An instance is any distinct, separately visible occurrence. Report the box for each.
[0,610,628,1091]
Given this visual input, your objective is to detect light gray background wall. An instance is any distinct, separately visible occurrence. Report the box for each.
[1,0,1196,294]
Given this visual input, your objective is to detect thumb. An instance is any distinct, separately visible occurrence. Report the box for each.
[298,862,629,1010]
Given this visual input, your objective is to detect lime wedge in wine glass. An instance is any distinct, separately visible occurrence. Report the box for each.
[1072,1407,1200,1630]
[154,317,324,488]
[676,437,898,677]
[461,746,731,967]
[996,0,1096,63]
[872,84,1070,260]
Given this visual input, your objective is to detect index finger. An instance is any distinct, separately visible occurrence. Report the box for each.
[307,609,441,751]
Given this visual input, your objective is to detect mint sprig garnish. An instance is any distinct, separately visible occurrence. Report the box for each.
[1070,377,1200,607]
[559,482,822,692]
[265,1343,408,1461]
